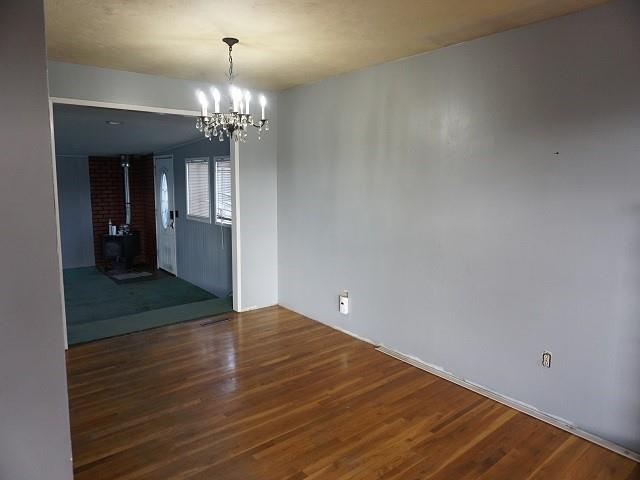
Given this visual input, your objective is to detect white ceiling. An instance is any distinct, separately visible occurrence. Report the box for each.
[53,104,203,157]
[44,0,609,91]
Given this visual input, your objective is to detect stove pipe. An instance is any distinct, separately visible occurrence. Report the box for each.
[120,155,131,226]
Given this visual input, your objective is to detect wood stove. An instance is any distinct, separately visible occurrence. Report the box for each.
[102,232,140,272]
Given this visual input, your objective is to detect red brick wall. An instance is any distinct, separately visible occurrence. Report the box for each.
[88,156,156,267]
[88,157,124,266]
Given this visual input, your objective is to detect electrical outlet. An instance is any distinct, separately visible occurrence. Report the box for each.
[542,351,552,368]
[339,291,349,315]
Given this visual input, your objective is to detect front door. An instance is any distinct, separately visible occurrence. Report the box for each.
[154,155,177,274]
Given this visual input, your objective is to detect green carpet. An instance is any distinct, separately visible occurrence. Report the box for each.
[64,267,233,345]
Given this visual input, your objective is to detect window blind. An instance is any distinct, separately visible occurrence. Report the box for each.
[215,158,232,225]
[186,159,210,221]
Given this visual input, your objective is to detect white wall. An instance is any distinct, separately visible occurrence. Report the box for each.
[232,106,279,311]
[0,1,73,478]
[48,61,279,311]
[277,0,640,452]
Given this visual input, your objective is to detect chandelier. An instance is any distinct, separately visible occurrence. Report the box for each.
[195,38,269,143]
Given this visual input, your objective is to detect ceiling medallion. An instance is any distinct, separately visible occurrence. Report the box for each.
[195,38,269,143]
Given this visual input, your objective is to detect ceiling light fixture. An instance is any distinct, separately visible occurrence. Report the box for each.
[106,120,123,125]
[195,38,269,143]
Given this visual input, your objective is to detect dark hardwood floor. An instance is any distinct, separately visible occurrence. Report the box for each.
[66,306,639,479]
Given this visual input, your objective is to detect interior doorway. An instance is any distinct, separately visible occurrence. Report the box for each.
[52,103,234,345]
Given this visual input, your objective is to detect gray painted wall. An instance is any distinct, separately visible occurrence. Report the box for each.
[0,0,73,478]
[278,0,640,452]
[48,61,214,112]
[48,61,279,311]
[161,139,233,297]
[56,156,95,268]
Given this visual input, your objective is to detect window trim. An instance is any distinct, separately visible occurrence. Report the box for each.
[214,155,232,227]
[185,157,211,224]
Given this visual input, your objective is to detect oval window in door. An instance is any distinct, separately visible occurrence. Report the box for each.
[161,172,169,229]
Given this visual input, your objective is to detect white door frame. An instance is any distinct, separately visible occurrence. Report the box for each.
[48,98,68,349]
[154,155,178,275]
[49,97,243,348]
[230,141,241,312]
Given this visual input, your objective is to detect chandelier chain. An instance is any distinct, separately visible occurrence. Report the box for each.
[228,45,234,82]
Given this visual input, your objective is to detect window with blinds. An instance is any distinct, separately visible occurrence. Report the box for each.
[215,157,232,226]
[185,158,210,222]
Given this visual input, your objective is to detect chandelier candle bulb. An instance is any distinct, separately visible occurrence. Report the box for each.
[231,87,242,113]
[244,90,251,115]
[211,87,221,113]
[237,90,243,113]
[260,95,266,120]
[196,90,208,116]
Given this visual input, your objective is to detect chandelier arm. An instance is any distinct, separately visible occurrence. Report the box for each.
[249,120,268,129]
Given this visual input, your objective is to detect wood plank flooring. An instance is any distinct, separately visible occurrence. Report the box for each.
[66,306,639,479]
